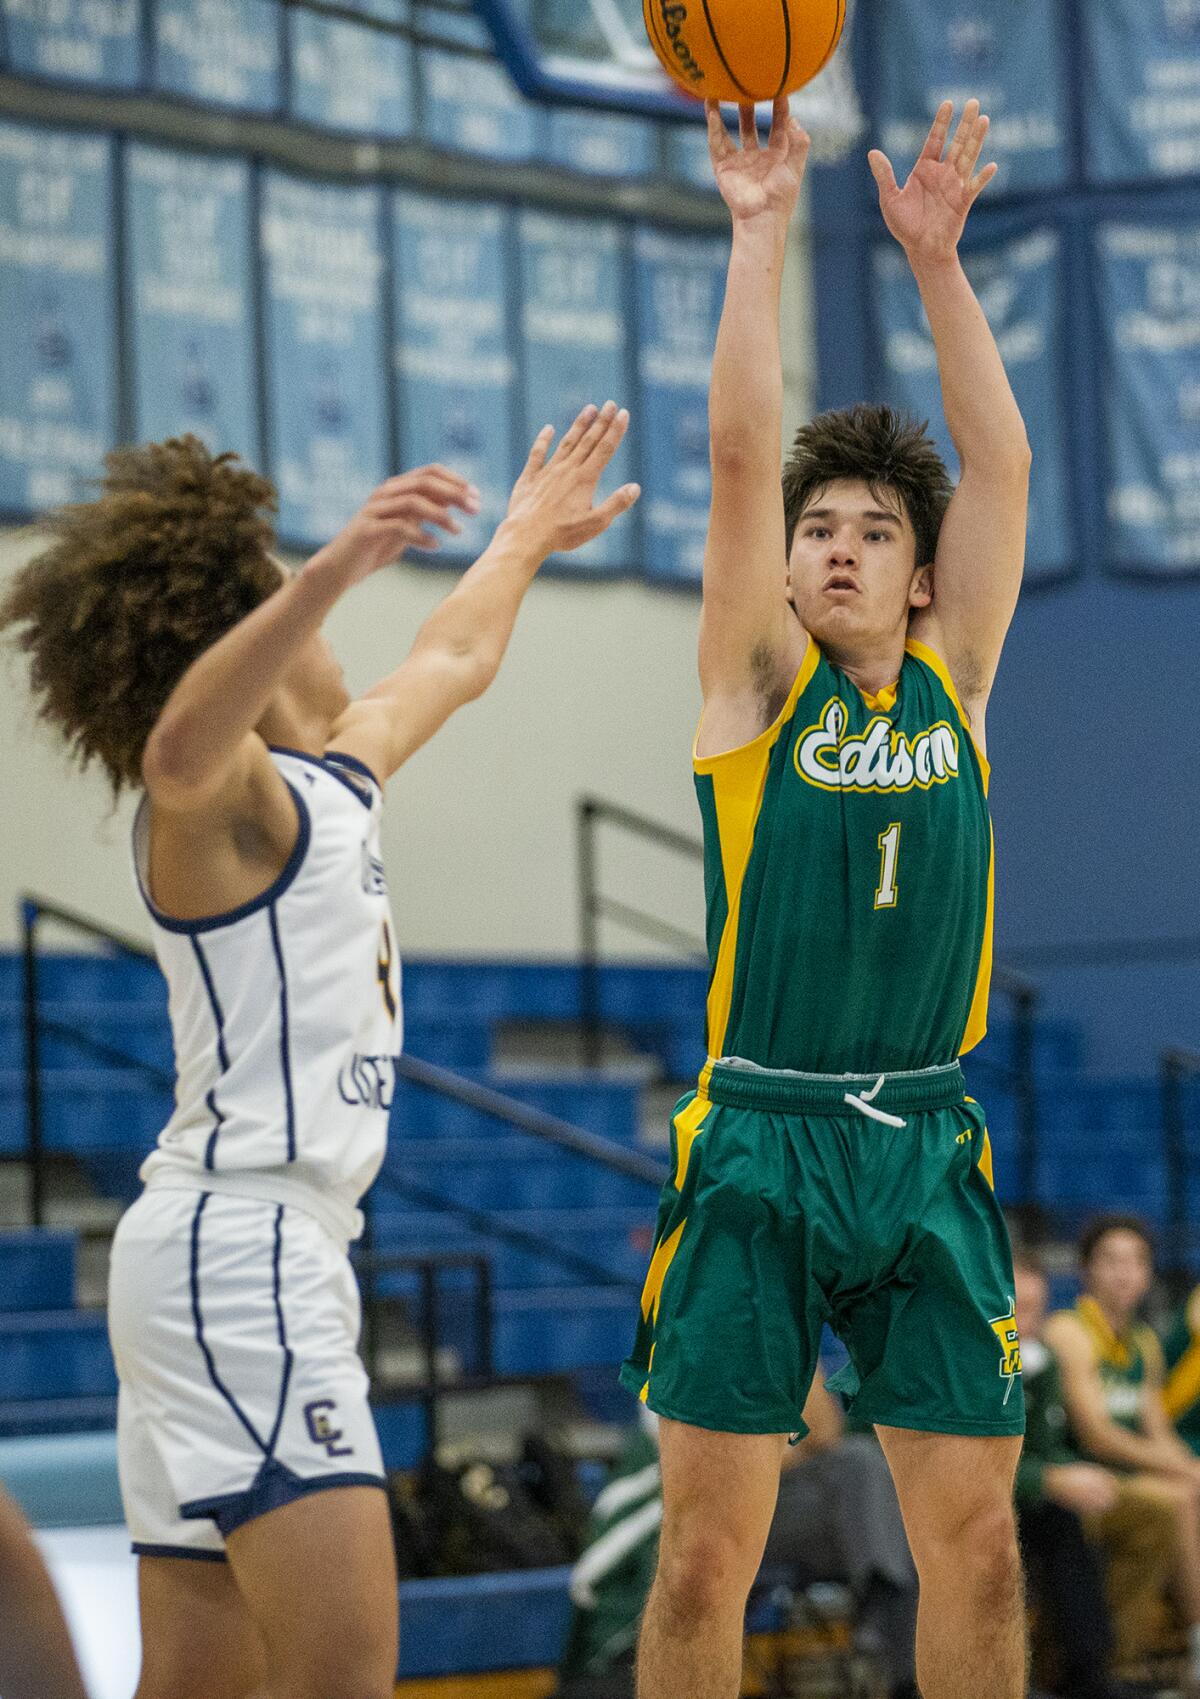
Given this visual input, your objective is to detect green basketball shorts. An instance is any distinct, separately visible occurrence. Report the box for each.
[619,1059,1024,1439]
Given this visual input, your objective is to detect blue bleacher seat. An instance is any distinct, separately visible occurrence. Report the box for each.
[0,1313,117,1402]
[0,1229,77,1311]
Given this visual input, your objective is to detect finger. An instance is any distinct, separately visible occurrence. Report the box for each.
[408,528,443,552]
[521,424,555,477]
[706,100,733,164]
[738,104,759,151]
[767,94,790,155]
[584,482,642,540]
[867,149,899,197]
[960,112,990,181]
[582,405,630,473]
[551,404,601,462]
[381,467,470,496]
[948,98,980,173]
[790,121,812,167]
[572,400,623,465]
[969,160,999,202]
[920,99,954,163]
[381,471,477,511]
[372,495,463,533]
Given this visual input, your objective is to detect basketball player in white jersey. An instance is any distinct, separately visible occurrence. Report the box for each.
[1,403,638,1699]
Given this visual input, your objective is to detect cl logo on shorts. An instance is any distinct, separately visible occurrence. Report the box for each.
[988,1302,1022,1405]
[304,1398,354,1458]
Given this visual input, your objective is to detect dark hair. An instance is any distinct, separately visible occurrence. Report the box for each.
[783,404,954,567]
[0,436,281,797]
[1078,1213,1156,1268]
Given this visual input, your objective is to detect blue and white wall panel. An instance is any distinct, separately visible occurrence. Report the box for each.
[872,226,1071,582]
[633,226,726,585]
[124,143,259,466]
[260,171,390,547]
[516,209,635,572]
[1096,220,1200,575]
[392,191,517,556]
[0,122,117,512]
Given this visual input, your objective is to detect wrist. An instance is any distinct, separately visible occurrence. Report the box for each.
[906,247,965,284]
[731,209,793,252]
[489,516,552,567]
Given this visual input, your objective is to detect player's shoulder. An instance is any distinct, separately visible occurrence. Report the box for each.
[1044,1308,1094,1362]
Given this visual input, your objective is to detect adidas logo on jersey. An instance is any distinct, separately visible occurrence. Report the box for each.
[795,697,960,795]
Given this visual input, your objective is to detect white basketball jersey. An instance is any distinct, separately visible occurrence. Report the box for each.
[132,747,402,1243]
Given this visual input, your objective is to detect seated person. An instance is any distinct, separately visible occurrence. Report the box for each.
[1014,1242,1175,1698]
[1045,1214,1200,1685]
[0,1485,89,1699]
[1161,1285,1200,1458]
[557,1372,919,1699]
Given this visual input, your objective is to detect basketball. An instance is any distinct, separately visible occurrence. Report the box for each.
[643,0,845,104]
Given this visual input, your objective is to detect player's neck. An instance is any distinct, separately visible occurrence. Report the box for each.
[1086,1292,1135,1339]
[822,636,907,701]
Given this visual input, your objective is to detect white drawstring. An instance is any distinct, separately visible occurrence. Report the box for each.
[843,1074,908,1129]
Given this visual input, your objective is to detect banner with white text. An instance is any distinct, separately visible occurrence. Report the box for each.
[260,171,389,547]
[125,143,259,467]
[0,122,116,513]
[1096,221,1200,574]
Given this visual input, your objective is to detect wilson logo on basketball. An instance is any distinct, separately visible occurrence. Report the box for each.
[655,3,704,85]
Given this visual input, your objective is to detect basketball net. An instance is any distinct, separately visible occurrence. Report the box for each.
[532,0,866,163]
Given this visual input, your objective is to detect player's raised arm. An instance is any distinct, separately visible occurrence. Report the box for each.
[700,97,811,751]
[333,403,639,782]
[870,100,1031,724]
[141,464,477,812]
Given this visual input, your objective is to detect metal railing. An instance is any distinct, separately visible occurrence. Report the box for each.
[1162,1047,1200,1295]
[576,794,1044,1206]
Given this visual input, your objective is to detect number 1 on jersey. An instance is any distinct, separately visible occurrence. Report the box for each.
[874,823,902,910]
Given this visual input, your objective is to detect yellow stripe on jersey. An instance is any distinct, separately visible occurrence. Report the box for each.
[961,821,995,1056]
[672,1093,711,1192]
[640,1222,687,1325]
[694,640,821,1061]
[905,637,990,793]
[1165,1339,1200,1422]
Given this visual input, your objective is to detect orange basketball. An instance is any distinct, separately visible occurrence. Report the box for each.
[643,0,845,104]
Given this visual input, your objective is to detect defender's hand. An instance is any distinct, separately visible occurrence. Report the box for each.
[317,467,481,585]
[708,96,810,228]
[502,403,640,559]
[869,99,998,265]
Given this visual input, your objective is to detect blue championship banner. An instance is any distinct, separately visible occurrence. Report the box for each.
[260,171,389,548]
[517,209,636,572]
[1084,0,1200,182]
[288,0,413,138]
[633,225,726,584]
[152,0,282,113]
[664,124,719,194]
[1096,221,1200,575]
[0,122,116,514]
[392,192,516,558]
[546,109,659,180]
[418,43,543,161]
[124,144,259,467]
[872,227,1070,582]
[874,0,1069,195]
[1,0,141,87]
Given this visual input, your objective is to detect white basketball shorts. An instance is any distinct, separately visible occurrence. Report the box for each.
[108,1187,385,1561]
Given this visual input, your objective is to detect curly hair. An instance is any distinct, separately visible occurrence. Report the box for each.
[0,436,282,796]
[783,404,955,567]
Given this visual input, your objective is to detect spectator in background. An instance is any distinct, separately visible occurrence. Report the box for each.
[0,1486,89,1699]
[1045,1215,1200,1685]
[1161,1286,1200,1458]
[1014,1244,1174,1697]
[557,1373,920,1699]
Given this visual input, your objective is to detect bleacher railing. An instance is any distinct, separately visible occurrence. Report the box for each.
[575,794,1044,1205]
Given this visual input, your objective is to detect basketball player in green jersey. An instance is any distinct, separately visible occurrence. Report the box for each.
[622,99,1031,1699]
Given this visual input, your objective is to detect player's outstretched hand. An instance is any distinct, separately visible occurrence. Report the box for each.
[708,96,810,227]
[503,402,640,558]
[869,98,998,265]
[328,466,482,582]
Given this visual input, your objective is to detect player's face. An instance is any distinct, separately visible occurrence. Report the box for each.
[1086,1229,1153,1318]
[786,479,931,654]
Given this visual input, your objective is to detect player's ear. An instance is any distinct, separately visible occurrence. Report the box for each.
[909,563,934,609]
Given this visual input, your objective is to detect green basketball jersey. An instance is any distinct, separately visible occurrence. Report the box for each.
[695,636,993,1075]
[1074,1296,1158,1433]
